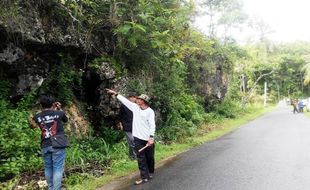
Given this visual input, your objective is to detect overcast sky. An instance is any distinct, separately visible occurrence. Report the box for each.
[195,0,310,43]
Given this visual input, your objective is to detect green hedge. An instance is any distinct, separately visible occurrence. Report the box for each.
[0,100,41,181]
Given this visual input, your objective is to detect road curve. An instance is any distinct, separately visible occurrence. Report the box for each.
[127,107,310,190]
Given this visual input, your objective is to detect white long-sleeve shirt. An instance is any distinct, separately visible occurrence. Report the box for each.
[117,95,156,141]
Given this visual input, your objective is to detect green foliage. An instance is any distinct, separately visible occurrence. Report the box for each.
[0,177,20,190]
[65,173,93,187]
[0,83,42,182]
[225,74,241,101]
[277,55,306,97]
[0,100,41,181]
[126,78,148,95]
[39,55,81,105]
[0,0,23,28]
[214,98,242,118]
[114,0,194,69]
[232,43,303,105]
[64,139,130,186]
[109,1,204,143]
[0,80,11,100]
[184,34,236,97]
[111,1,237,143]
[158,93,206,142]
[88,56,124,78]
[97,126,124,145]
[17,90,37,110]
[66,137,111,169]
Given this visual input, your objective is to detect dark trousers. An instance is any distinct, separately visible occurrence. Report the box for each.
[293,105,299,114]
[134,137,155,179]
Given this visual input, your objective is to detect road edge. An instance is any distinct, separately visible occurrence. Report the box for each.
[96,155,179,190]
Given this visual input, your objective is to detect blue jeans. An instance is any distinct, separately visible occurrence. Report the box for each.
[42,146,66,190]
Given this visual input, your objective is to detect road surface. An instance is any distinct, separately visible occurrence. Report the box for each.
[127,107,310,190]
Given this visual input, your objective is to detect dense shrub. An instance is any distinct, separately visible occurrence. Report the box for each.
[98,126,125,145]
[66,137,112,169]
[39,55,81,105]
[0,81,11,100]
[158,94,206,142]
[64,138,129,186]
[214,99,242,118]
[0,100,41,181]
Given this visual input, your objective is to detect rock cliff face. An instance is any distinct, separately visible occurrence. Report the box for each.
[0,0,120,133]
[200,64,229,110]
[0,1,86,94]
[186,53,229,110]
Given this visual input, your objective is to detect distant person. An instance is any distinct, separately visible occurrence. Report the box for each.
[298,100,304,113]
[106,89,156,185]
[29,96,68,190]
[291,99,299,114]
[118,93,137,160]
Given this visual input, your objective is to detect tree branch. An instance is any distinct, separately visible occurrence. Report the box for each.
[242,70,274,105]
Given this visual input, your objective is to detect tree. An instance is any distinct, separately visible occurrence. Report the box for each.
[200,0,247,41]
[233,44,276,105]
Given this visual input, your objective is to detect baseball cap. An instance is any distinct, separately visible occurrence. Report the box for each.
[138,94,150,102]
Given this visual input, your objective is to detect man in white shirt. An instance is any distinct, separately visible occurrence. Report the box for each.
[106,89,156,185]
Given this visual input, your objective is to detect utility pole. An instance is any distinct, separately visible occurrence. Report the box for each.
[277,84,280,103]
[264,82,267,107]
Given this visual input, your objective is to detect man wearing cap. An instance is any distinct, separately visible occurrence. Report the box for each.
[106,89,156,185]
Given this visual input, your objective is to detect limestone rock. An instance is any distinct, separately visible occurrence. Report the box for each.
[0,45,24,65]
[96,62,116,80]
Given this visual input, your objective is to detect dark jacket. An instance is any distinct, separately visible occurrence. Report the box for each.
[119,104,133,132]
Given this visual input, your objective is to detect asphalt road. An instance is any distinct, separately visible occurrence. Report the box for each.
[127,106,310,190]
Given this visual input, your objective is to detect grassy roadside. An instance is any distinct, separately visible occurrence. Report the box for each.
[304,111,310,117]
[68,104,276,190]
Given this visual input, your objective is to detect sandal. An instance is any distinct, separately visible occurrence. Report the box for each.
[134,178,148,185]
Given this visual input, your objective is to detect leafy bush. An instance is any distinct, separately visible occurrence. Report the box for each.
[158,94,205,142]
[16,90,37,110]
[0,100,41,181]
[89,56,124,78]
[39,55,81,105]
[159,118,197,143]
[214,99,242,118]
[65,138,128,186]
[64,173,93,187]
[97,126,125,145]
[66,137,111,169]
[0,80,11,100]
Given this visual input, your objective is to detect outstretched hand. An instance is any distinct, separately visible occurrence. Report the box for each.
[106,88,118,96]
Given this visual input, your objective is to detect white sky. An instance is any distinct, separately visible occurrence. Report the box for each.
[195,0,310,43]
